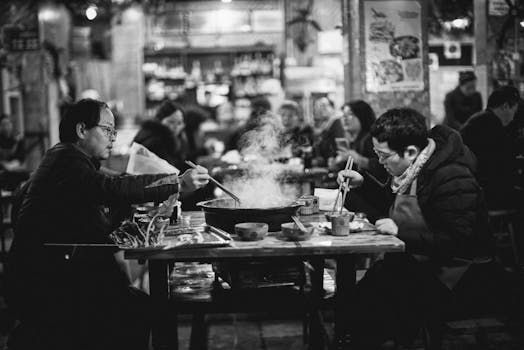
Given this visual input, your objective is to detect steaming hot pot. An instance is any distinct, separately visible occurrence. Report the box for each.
[197,198,302,232]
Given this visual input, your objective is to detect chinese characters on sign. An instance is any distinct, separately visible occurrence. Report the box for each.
[2,26,40,52]
[364,1,423,92]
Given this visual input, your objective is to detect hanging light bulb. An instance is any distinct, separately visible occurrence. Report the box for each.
[86,5,98,20]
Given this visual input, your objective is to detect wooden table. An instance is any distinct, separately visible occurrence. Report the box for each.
[124,211,404,350]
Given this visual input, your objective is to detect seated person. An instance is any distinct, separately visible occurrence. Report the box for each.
[278,100,314,157]
[0,113,24,171]
[444,71,483,130]
[6,99,209,350]
[133,100,189,171]
[461,86,520,209]
[0,113,28,190]
[226,96,271,152]
[339,108,493,348]
[311,97,345,166]
[335,100,389,219]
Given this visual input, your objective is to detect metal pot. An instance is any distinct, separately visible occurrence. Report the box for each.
[197,198,302,233]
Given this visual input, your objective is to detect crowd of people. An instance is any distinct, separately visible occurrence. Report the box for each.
[3,73,524,349]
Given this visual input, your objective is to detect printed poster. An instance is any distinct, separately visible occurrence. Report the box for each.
[364,1,424,92]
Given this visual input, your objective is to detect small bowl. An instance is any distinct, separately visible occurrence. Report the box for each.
[281,222,315,241]
[235,222,268,241]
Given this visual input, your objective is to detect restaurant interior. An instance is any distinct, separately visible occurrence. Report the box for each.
[1,0,524,349]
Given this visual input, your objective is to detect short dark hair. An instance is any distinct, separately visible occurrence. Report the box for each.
[459,71,477,85]
[487,86,520,109]
[59,99,108,143]
[155,100,185,121]
[370,108,428,154]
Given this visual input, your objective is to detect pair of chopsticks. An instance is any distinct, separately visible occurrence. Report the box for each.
[185,161,241,205]
[331,156,354,214]
[291,215,308,233]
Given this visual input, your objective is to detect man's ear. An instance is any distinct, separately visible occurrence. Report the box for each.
[404,145,420,162]
[76,122,87,140]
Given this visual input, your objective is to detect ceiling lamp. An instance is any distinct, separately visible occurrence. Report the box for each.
[86,5,98,21]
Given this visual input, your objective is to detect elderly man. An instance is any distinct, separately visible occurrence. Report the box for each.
[6,99,209,350]
[339,108,492,348]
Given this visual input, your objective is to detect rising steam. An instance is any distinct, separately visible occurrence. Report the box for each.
[223,112,298,208]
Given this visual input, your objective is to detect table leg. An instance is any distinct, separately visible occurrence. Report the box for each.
[150,260,178,350]
[308,258,325,350]
[334,255,356,350]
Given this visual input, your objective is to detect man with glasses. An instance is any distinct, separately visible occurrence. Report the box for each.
[338,108,493,348]
[6,99,209,350]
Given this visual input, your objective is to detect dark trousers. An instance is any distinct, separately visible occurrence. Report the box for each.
[8,263,151,350]
[348,253,451,349]
[8,279,151,350]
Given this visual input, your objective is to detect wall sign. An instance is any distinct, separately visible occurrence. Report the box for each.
[364,1,423,92]
[2,26,40,52]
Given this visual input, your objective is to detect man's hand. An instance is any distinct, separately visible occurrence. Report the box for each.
[375,218,398,236]
[179,166,209,192]
[337,169,364,189]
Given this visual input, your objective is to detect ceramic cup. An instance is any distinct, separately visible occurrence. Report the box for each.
[330,213,353,236]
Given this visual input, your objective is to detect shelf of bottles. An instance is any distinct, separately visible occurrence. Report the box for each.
[142,46,278,117]
[231,52,278,99]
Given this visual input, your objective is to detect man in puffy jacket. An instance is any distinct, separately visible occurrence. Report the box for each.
[339,108,492,348]
[6,99,209,350]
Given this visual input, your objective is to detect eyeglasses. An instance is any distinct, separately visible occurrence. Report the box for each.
[96,124,117,138]
[373,148,397,162]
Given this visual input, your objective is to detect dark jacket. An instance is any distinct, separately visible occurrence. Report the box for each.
[133,120,188,171]
[0,134,24,165]
[7,143,177,316]
[507,99,524,156]
[444,87,483,130]
[460,109,516,209]
[349,125,492,261]
[313,117,345,166]
[282,125,314,156]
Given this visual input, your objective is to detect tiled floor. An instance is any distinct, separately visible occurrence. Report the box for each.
[173,314,524,350]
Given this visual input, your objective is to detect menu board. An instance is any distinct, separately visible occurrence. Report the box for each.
[364,1,423,92]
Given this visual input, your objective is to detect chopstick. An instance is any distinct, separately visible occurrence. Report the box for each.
[291,215,308,233]
[331,155,353,214]
[339,157,354,214]
[185,160,241,204]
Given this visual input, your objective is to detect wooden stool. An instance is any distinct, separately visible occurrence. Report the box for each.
[488,209,520,268]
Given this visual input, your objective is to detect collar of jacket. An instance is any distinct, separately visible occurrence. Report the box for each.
[59,142,102,170]
[416,125,476,193]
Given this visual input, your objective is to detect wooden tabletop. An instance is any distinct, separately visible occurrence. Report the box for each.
[124,211,404,261]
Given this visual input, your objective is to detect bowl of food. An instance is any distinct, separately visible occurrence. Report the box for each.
[234,222,269,241]
[281,222,315,241]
